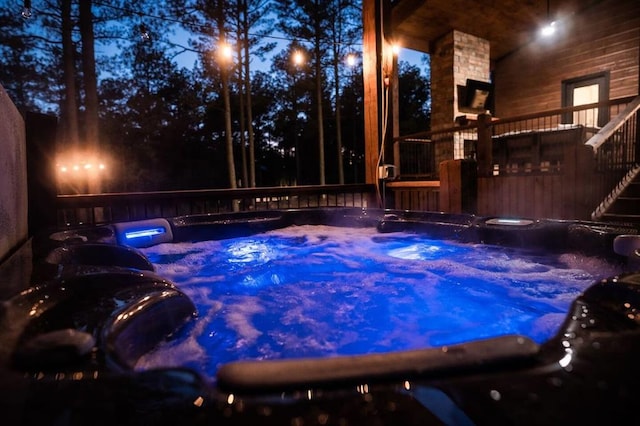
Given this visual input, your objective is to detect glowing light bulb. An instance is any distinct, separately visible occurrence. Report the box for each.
[219,42,233,62]
[139,25,150,41]
[292,51,304,66]
[541,21,556,37]
[346,54,356,67]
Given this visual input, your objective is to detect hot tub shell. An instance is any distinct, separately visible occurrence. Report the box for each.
[1,208,639,425]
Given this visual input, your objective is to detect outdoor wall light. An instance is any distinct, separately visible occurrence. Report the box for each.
[540,0,557,37]
[540,21,557,37]
[292,51,304,66]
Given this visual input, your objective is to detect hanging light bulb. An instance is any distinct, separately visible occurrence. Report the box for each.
[21,0,32,18]
[540,0,557,37]
[346,53,357,67]
[541,21,557,37]
[139,24,150,41]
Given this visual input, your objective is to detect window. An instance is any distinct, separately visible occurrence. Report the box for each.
[561,72,610,128]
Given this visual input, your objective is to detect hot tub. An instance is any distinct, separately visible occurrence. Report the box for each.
[1,208,639,425]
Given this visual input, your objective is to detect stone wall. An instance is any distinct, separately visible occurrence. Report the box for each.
[431,30,491,129]
[0,84,28,263]
[431,30,490,162]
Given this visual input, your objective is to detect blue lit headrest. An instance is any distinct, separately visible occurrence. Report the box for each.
[114,218,174,248]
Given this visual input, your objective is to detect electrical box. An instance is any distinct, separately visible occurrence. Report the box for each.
[378,164,396,180]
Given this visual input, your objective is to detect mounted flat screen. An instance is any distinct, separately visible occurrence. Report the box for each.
[459,79,493,113]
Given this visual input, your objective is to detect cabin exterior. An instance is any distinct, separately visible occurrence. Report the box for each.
[363,0,640,222]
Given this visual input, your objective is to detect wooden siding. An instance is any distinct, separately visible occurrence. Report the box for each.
[494,0,639,117]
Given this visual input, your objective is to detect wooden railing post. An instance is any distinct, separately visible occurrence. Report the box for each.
[476,113,493,177]
[439,159,477,214]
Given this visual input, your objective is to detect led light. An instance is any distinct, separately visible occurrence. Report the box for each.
[541,21,556,37]
[485,218,535,226]
[292,51,304,66]
[124,227,166,240]
[346,54,356,67]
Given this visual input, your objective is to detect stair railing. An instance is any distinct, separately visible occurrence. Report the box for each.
[587,95,640,220]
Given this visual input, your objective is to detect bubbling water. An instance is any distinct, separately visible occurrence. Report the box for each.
[136,225,619,379]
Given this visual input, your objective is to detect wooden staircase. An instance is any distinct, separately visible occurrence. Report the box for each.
[593,165,640,225]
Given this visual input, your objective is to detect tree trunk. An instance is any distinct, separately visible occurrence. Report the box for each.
[334,46,345,184]
[222,66,237,190]
[237,40,249,188]
[60,0,80,149]
[79,0,99,150]
[314,2,326,185]
[243,5,257,187]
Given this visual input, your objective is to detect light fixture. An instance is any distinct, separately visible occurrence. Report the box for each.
[218,41,233,62]
[292,50,304,66]
[540,0,557,37]
[541,21,556,37]
[21,0,32,18]
[139,24,150,41]
[346,53,356,67]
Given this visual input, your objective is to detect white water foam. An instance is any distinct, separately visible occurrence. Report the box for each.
[136,225,623,378]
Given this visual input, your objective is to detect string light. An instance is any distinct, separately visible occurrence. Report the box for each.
[292,50,305,66]
[21,0,32,18]
[18,1,362,50]
[139,24,150,41]
[89,0,362,49]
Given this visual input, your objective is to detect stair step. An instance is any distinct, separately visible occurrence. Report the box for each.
[621,182,640,198]
[601,213,640,225]
[606,197,640,214]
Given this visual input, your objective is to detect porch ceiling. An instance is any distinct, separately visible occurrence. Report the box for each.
[390,0,594,60]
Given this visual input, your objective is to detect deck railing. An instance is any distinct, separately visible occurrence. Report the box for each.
[391,97,637,219]
[393,97,635,179]
[393,124,479,179]
[56,184,377,228]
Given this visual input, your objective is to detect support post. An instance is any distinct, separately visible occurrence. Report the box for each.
[476,113,493,177]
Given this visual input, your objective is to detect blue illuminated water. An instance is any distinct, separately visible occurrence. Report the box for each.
[136,225,618,379]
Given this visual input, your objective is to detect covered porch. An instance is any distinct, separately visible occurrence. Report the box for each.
[362,0,640,222]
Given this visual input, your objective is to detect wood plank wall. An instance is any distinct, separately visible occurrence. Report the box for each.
[494,0,639,117]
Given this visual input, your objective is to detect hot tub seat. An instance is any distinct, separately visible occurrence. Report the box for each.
[2,266,196,374]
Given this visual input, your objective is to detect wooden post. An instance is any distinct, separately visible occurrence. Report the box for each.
[362,0,382,187]
[391,49,400,175]
[476,113,493,177]
[439,159,478,214]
